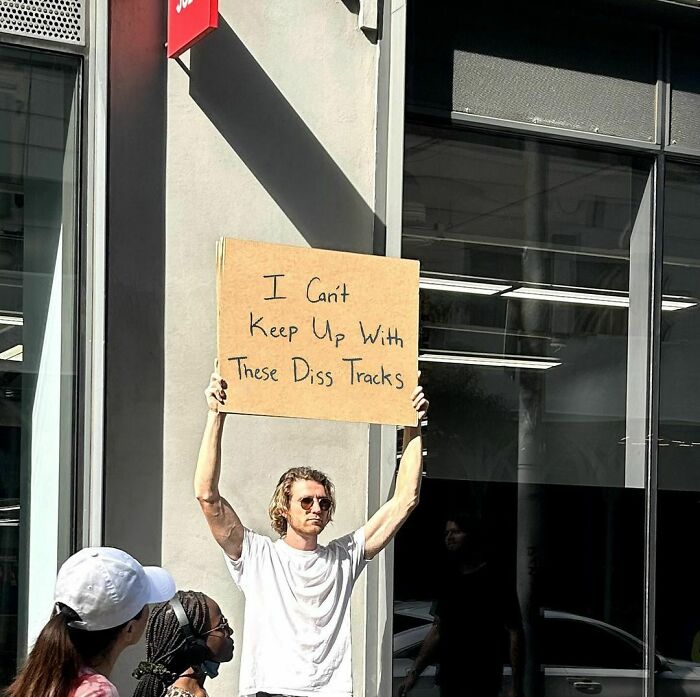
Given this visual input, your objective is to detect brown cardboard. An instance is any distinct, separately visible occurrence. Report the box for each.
[216,238,420,425]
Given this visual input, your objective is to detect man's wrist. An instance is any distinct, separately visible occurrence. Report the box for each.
[403,424,422,438]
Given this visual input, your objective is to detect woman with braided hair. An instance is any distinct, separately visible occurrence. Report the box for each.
[132,591,234,697]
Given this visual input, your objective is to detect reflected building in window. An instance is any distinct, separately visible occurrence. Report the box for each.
[394,2,700,697]
[0,47,79,686]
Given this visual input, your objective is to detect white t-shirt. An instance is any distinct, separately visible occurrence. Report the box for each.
[226,527,368,697]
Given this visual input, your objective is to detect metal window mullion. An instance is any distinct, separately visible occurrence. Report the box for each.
[406,106,664,154]
[61,55,83,562]
[81,0,109,548]
[643,27,669,695]
[642,154,665,697]
[658,28,670,149]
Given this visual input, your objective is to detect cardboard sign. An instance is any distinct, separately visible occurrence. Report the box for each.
[167,0,218,59]
[216,239,420,425]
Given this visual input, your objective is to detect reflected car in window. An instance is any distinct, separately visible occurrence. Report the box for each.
[392,603,700,696]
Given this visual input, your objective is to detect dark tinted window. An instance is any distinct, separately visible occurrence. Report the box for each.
[394,613,432,635]
[545,618,642,669]
[395,639,427,661]
[0,45,80,688]
[657,162,700,663]
[395,121,649,697]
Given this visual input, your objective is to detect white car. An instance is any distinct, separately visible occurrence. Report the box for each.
[393,602,700,697]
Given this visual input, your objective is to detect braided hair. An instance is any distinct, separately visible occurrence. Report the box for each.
[133,590,210,697]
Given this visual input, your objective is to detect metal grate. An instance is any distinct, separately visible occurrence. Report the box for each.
[406,3,658,143]
[0,0,84,46]
[669,33,700,151]
[451,49,656,142]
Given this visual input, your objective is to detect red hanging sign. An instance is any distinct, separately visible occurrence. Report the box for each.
[167,0,218,59]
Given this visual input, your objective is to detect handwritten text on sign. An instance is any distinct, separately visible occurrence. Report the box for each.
[216,239,419,425]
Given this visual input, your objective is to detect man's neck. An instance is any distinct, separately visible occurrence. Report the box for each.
[283,527,318,551]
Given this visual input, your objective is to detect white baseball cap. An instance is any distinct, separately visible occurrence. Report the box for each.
[54,547,176,631]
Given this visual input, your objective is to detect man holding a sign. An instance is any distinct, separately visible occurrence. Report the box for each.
[194,368,428,697]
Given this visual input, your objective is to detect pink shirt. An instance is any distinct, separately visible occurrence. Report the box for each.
[69,669,119,697]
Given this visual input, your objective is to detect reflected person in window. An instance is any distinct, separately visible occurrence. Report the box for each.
[399,515,524,697]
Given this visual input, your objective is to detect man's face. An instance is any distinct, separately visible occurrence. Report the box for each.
[444,521,468,553]
[285,479,331,537]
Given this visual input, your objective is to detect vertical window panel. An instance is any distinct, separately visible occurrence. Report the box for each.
[394,123,652,697]
[657,162,700,666]
[0,46,80,686]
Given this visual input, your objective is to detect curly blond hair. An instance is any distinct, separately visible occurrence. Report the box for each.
[268,467,336,537]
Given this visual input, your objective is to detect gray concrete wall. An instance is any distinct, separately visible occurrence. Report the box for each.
[161,3,380,696]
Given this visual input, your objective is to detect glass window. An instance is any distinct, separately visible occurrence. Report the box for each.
[403,124,651,488]
[657,161,700,666]
[0,46,80,686]
[394,124,651,697]
[544,617,642,669]
[393,613,432,636]
[394,640,425,661]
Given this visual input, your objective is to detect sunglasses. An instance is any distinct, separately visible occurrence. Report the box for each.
[201,616,231,637]
[298,496,332,512]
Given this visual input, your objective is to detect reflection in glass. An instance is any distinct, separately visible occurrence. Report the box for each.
[0,47,79,686]
[404,125,650,488]
[657,162,700,670]
[395,125,651,696]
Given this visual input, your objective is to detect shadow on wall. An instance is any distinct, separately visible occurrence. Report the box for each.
[188,16,380,254]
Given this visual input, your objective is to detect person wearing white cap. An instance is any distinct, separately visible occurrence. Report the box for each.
[6,546,176,697]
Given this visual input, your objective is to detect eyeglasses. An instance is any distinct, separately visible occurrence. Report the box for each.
[201,616,231,637]
[298,496,332,512]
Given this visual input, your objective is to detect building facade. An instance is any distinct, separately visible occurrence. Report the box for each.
[2,1,700,696]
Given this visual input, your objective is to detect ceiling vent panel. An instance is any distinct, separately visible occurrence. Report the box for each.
[1,0,84,46]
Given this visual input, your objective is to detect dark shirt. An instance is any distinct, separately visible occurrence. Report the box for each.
[433,563,520,690]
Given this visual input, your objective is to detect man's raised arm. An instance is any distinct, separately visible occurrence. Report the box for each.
[194,370,245,561]
[363,379,429,560]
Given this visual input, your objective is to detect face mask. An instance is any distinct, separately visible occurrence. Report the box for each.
[200,660,220,678]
